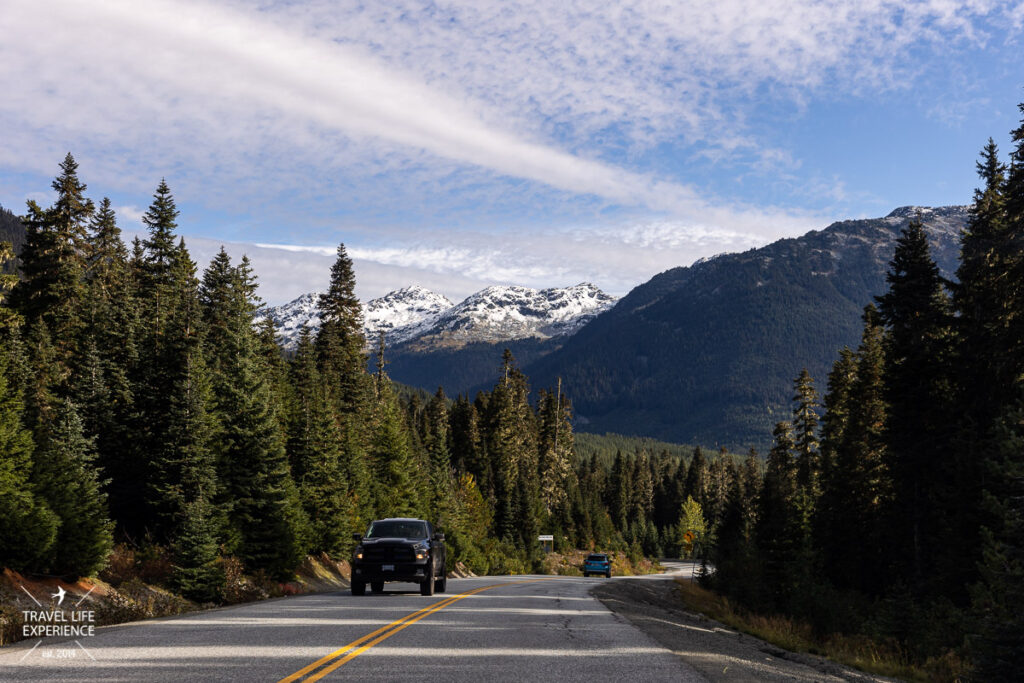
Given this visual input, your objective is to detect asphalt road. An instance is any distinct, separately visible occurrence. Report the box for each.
[1,573,706,682]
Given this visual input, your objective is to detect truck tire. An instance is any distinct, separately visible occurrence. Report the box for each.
[371,581,384,593]
[351,580,366,596]
[420,575,435,596]
[435,575,447,593]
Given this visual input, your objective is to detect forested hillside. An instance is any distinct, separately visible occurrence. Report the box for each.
[526,206,964,450]
[382,336,559,395]
[0,155,720,601]
[0,205,24,275]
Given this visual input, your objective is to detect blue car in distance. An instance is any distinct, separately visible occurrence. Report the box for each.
[583,553,611,578]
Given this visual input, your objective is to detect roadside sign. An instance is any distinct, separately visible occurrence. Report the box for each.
[538,534,554,554]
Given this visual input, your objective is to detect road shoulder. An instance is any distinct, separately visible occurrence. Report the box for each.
[590,577,898,682]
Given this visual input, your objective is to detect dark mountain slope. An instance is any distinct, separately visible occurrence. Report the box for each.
[0,204,26,274]
[525,206,966,450]
[382,336,559,396]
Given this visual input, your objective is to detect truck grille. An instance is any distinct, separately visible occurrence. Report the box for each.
[364,545,416,563]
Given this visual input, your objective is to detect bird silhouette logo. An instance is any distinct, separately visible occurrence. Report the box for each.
[51,586,67,606]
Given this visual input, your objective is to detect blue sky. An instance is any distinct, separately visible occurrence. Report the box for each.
[1,0,1023,304]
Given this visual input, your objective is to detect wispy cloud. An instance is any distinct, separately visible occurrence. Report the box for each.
[2,1,1007,223]
[0,0,714,218]
[115,206,146,228]
[0,0,1016,302]
[265,0,1010,147]
[252,214,787,303]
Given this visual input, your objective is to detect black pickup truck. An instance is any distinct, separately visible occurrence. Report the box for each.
[350,518,447,596]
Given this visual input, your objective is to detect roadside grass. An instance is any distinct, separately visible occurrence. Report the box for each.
[672,578,966,682]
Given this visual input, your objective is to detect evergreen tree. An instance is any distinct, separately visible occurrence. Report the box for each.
[287,328,321,483]
[954,141,1009,476]
[31,399,114,577]
[140,234,220,543]
[369,381,423,519]
[971,103,1024,677]
[450,395,489,493]
[1004,105,1024,376]
[0,346,58,570]
[820,306,891,595]
[791,369,820,496]
[316,244,368,415]
[704,456,734,534]
[170,493,225,603]
[12,154,91,370]
[607,451,632,533]
[815,347,856,574]
[424,387,453,511]
[254,316,291,425]
[712,470,758,604]
[288,328,354,555]
[631,449,655,524]
[537,383,575,518]
[485,350,537,542]
[141,180,181,293]
[201,252,309,577]
[24,321,61,431]
[730,448,763,593]
[684,447,708,512]
[972,392,1024,678]
[79,198,139,530]
[755,421,800,610]
[876,215,956,595]
[0,242,21,330]
[651,457,678,531]
[200,247,237,369]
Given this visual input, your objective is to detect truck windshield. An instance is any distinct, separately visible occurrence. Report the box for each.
[366,521,428,539]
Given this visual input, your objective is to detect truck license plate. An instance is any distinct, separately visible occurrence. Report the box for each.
[383,564,394,571]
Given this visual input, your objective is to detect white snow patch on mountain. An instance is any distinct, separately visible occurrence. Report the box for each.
[427,283,616,343]
[260,283,617,350]
[363,286,454,345]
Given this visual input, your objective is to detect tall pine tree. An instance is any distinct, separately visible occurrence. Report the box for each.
[876,215,956,595]
[0,345,58,570]
[31,399,114,577]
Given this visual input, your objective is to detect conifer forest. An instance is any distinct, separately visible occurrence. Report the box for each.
[1,104,1023,676]
[0,156,708,596]
[709,108,1024,678]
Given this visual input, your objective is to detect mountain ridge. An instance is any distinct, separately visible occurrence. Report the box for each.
[260,282,618,351]
[522,205,967,449]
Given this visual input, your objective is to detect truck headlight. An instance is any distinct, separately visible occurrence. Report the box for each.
[355,546,364,560]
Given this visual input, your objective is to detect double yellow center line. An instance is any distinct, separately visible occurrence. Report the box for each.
[279,580,545,682]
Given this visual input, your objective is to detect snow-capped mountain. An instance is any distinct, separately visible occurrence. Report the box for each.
[259,292,322,348]
[260,283,618,350]
[421,283,617,345]
[363,286,454,345]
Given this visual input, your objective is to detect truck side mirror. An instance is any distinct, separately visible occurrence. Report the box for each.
[352,533,362,542]
[433,533,445,542]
